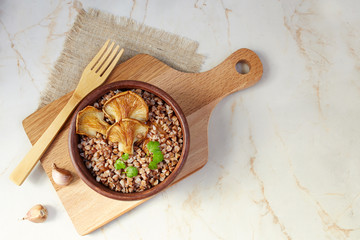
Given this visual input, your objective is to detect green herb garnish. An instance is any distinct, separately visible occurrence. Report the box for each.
[147,141,160,152]
[114,159,126,170]
[146,141,164,170]
[114,153,130,170]
[152,151,164,163]
[125,166,138,178]
[148,161,158,170]
[122,153,129,161]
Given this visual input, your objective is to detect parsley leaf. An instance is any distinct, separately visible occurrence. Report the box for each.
[122,153,129,161]
[152,151,164,163]
[146,140,164,170]
[147,141,160,152]
[148,161,158,170]
[114,159,126,170]
[125,166,138,178]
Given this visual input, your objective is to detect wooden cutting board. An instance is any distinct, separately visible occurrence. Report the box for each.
[22,48,263,235]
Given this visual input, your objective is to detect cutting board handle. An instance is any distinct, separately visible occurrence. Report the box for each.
[212,48,262,86]
[202,48,263,97]
[180,49,263,113]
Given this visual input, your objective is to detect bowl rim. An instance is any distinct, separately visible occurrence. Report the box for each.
[68,80,190,201]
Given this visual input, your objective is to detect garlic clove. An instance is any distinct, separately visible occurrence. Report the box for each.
[52,163,73,186]
[22,204,48,223]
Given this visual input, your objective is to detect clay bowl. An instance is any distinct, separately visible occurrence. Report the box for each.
[69,80,190,201]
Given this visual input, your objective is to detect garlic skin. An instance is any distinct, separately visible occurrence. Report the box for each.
[22,204,48,223]
[52,163,73,186]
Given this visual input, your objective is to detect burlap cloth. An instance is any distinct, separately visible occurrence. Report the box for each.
[39,8,204,108]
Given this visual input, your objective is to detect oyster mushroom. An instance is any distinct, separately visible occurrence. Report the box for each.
[106,118,149,154]
[103,91,149,122]
[76,106,110,137]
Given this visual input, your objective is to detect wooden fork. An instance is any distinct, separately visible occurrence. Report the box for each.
[10,40,124,186]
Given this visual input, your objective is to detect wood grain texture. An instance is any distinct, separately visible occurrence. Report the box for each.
[22,48,263,235]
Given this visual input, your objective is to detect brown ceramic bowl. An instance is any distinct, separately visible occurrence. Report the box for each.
[69,80,189,201]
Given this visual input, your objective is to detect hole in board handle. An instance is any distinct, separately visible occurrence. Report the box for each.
[235,60,250,74]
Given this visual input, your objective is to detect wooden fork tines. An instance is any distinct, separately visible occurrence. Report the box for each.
[10,40,124,186]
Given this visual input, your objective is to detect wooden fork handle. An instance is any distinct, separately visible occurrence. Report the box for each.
[9,95,81,185]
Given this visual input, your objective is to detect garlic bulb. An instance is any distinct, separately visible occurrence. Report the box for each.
[22,204,48,223]
[52,163,73,186]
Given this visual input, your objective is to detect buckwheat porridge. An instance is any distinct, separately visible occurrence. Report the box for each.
[76,89,183,193]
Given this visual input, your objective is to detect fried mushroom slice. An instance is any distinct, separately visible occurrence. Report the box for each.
[76,106,110,137]
[106,118,149,155]
[103,91,149,122]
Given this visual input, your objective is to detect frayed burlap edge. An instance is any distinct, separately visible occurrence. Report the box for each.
[39,8,204,108]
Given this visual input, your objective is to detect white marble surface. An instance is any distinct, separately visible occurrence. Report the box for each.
[1,0,360,239]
